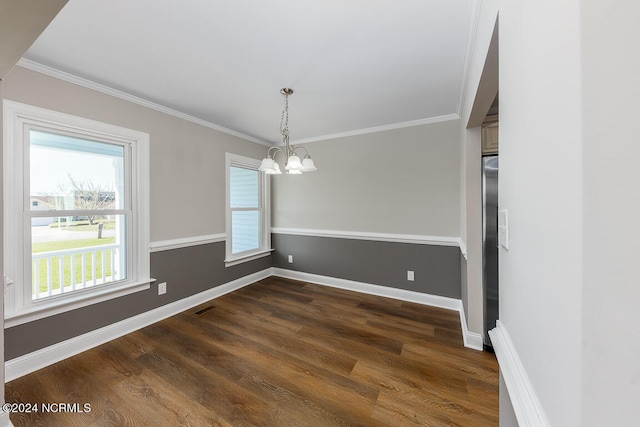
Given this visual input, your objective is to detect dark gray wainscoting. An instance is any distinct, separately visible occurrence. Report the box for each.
[272,234,461,299]
[461,252,468,320]
[5,242,271,360]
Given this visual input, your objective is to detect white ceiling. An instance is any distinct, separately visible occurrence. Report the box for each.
[22,0,476,145]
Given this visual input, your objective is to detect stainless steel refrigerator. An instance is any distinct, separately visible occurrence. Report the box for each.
[482,155,499,351]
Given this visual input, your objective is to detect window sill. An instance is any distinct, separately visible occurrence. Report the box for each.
[224,249,273,267]
[4,278,154,328]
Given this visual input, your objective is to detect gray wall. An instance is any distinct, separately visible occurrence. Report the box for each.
[499,1,583,424]
[458,0,499,343]
[272,234,461,299]
[1,3,68,410]
[2,65,271,360]
[581,2,640,424]
[499,373,518,427]
[2,59,467,365]
[3,66,266,241]
[272,120,462,237]
[460,253,468,319]
[5,243,271,360]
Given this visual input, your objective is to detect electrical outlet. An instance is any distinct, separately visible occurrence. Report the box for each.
[288,255,293,263]
[407,271,415,281]
[158,282,167,295]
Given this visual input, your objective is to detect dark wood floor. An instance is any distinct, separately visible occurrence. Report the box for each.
[6,277,498,426]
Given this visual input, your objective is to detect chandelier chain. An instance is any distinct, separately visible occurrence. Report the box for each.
[259,87,315,175]
[279,92,289,139]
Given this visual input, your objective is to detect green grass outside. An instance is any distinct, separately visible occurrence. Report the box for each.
[32,237,120,295]
[49,220,116,232]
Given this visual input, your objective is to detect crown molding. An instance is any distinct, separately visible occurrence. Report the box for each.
[289,113,461,145]
[16,59,270,147]
[456,0,483,118]
[17,59,462,148]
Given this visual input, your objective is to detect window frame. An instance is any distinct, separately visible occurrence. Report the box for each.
[224,153,271,267]
[3,100,151,327]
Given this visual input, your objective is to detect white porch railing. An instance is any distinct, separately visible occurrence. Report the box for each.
[31,244,124,300]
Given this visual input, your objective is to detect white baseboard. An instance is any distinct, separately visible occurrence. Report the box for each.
[272,268,482,351]
[489,321,550,426]
[459,304,484,350]
[5,268,272,382]
[273,268,461,311]
[6,266,483,381]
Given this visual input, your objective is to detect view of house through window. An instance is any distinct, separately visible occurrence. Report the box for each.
[29,129,128,300]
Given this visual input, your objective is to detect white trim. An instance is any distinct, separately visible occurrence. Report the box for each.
[4,280,152,328]
[224,249,273,267]
[6,266,483,381]
[271,227,461,247]
[3,100,151,324]
[456,0,483,118]
[289,114,460,145]
[5,268,272,382]
[459,304,483,350]
[459,239,468,259]
[150,233,226,252]
[16,59,269,147]
[30,230,461,266]
[489,321,550,427]
[273,268,461,311]
[225,153,271,267]
[273,268,483,351]
[17,60,463,149]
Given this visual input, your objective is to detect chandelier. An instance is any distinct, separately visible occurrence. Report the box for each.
[259,88,317,175]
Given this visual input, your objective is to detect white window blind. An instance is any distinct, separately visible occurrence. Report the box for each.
[225,153,271,266]
[230,166,260,254]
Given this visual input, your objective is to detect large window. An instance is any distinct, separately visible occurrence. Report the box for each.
[225,153,271,266]
[3,101,150,326]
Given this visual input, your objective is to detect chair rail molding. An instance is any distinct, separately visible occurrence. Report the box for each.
[150,233,226,252]
[271,227,460,247]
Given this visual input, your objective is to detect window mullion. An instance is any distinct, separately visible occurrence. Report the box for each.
[230,207,260,212]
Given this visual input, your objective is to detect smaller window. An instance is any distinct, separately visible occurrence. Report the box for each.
[225,153,271,266]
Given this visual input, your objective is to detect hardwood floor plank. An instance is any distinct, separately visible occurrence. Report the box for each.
[359,301,462,332]
[77,342,232,426]
[140,318,388,426]
[167,314,382,405]
[212,294,303,336]
[135,345,276,426]
[193,303,359,377]
[372,391,455,427]
[402,342,499,379]
[354,363,497,427]
[6,277,498,426]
